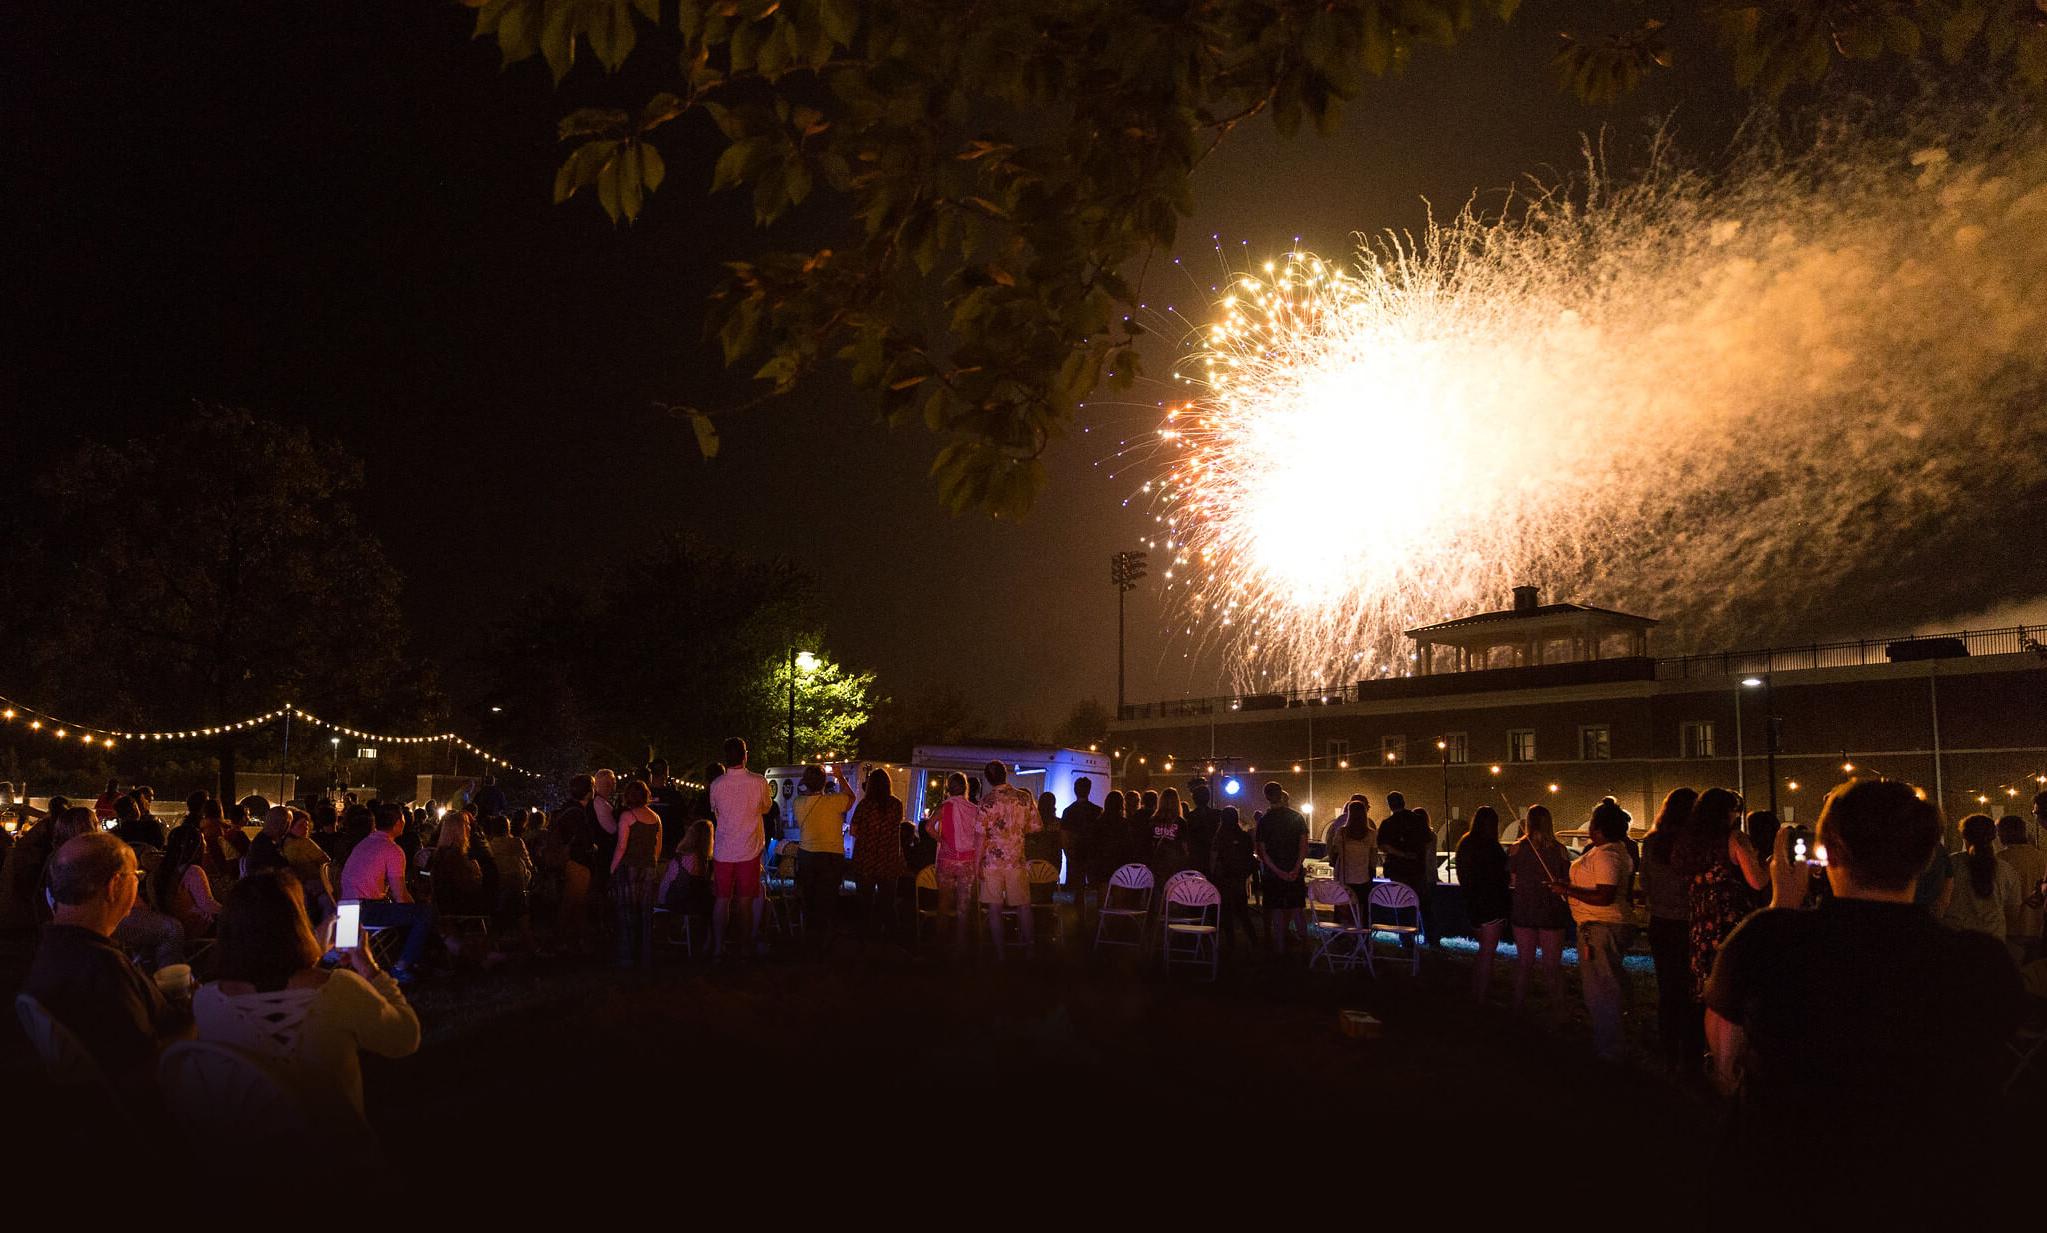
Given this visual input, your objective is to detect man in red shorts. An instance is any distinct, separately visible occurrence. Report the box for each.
[709,737,772,958]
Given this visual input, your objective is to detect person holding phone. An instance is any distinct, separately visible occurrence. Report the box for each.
[194,871,418,1127]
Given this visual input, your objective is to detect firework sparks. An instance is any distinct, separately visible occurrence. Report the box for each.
[1138,109,2047,690]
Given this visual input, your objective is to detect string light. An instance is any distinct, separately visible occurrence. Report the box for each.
[0,693,535,776]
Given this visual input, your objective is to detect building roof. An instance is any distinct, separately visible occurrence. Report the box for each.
[1405,602,1659,638]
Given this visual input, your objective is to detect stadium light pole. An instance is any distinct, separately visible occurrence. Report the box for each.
[1111,550,1148,716]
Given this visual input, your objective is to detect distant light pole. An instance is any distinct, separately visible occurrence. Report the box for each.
[1111,550,1148,715]
[787,649,819,764]
[329,736,341,791]
[1437,737,1451,822]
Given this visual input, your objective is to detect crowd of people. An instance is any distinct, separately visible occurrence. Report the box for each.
[5,745,2041,1187]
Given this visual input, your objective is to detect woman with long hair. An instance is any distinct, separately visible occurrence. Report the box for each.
[849,767,908,943]
[1941,813,2018,940]
[193,872,418,1129]
[157,822,224,941]
[429,809,488,917]
[1676,786,1767,998]
[1093,789,1127,878]
[1148,786,1186,878]
[1639,787,1702,1075]
[1507,804,1570,1011]
[1332,799,1378,910]
[1455,806,1509,1000]
[609,778,663,967]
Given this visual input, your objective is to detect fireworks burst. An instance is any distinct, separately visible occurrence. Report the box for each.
[1132,104,2047,691]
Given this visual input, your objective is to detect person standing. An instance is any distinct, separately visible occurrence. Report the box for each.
[1940,813,2018,944]
[1377,794,1435,945]
[1455,805,1510,1001]
[1212,805,1259,952]
[1181,780,1221,886]
[1551,804,1636,1060]
[1676,787,1767,1000]
[929,774,981,953]
[976,761,1040,959]
[1704,779,2022,1221]
[1254,782,1309,956]
[1508,804,1570,1012]
[848,767,908,945]
[1996,814,2046,963]
[589,768,619,905]
[609,779,663,967]
[1060,777,1103,913]
[708,739,772,959]
[1147,786,1187,882]
[792,764,854,954]
[1331,799,1378,908]
[544,776,600,954]
[647,759,687,857]
[1639,787,1703,1076]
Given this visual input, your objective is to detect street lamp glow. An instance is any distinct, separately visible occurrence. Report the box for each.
[1489,764,1502,775]
[1741,677,1763,687]
[794,651,821,673]
[1547,782,1560,793]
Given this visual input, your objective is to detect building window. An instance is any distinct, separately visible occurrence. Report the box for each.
[1682,721,1716,759]
[1326,739,1350,766]
[1439,733,1468,764]
[1578,725,1611,761]
[1380,735,1406,764]
[1507,730,1536,763]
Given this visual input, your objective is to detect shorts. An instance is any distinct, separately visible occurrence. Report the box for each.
[978,863,1029,907]
[713,858,761,899]
[1263,876,1307,910]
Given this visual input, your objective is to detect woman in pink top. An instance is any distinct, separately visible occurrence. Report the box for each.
[931,773,980,952]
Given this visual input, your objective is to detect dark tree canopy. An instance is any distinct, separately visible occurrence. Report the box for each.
[464,0,2046,516]
[0,407,429,791]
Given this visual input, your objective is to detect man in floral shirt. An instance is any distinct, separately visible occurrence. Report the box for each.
[977,760,1041,959]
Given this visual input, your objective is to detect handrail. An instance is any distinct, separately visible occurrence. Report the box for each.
[1114,625,2046,721]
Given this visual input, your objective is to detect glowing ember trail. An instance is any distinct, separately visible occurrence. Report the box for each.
[1135,108,2047,691]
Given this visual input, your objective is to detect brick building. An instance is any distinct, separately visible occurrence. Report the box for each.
[1108,590,2047,847]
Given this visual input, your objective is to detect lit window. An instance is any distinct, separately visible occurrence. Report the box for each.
[1508,730,1536,763]
[1682,721,1716,759]
[1579,725,1611,761]
[1380,735,1406,763]
[1440,733,1468,764]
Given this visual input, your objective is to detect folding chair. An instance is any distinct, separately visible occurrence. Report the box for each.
[2006,1023,2047,1096]
[1026,858,1063,948]
[1366,880,1424,975]
[1092,863,1153,953]
[767,846,802,937]
[1159,872,1221,980]
[912,865,945,946]
[16,993,107,1089]
[653,906,696,955]
[1307,880,1371,974]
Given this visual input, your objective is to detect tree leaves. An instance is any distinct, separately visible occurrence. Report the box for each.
[471,0,2047,516]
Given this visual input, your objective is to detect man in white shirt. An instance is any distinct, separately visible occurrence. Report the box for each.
[708,738,772,958]
[1549,798,1634,1059]
[339,804,435,978]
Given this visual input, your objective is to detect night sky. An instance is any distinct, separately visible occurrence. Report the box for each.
[4,3,1747,726]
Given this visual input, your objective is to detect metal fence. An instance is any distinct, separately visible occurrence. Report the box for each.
[1116,625,2047,721]
[1655,625,2046,679]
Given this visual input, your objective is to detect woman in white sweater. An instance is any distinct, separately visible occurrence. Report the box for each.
[193,871,420,1122]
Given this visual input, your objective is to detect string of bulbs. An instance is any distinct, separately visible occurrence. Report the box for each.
[0,694,534,776]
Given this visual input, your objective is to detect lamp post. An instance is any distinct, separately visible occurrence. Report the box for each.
[329,736,341,793]
[787,649,819,764]
[1737,675,1765,806]
[1437,737,1450,822]
[1110,550,1148,716]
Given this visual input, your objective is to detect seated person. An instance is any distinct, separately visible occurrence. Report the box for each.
[482,814,533,917]
[281,809,334,926]
[156,823,224,940]
[337,804,435,979]
[658,818,715,914]
[245,807,293,876]
[23,832,185,1102]
[192,872,419,1123]
[428,811,489,916]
